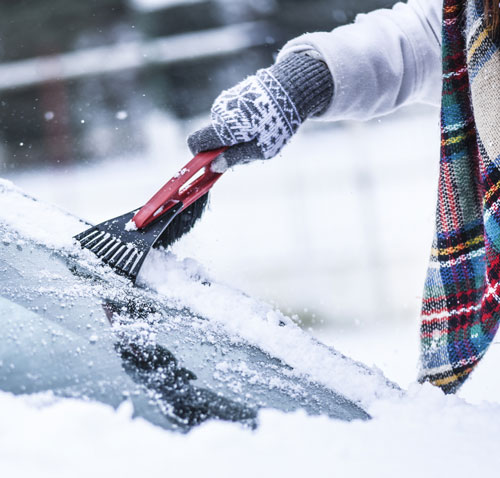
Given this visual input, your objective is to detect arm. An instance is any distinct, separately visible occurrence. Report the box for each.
[277,0,442,121]
[188,0,442,169]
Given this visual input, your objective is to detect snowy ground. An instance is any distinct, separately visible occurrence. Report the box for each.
[3,106,500,476]
[2,384,500,478]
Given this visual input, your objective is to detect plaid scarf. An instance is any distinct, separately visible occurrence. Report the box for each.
[419,0,500,393]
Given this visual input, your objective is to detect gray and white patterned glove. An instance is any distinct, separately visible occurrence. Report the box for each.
[187,53,334,172]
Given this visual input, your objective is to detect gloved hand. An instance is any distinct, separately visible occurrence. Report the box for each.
[187,53,334,172]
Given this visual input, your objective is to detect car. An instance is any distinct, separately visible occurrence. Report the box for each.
[0,179,398,431]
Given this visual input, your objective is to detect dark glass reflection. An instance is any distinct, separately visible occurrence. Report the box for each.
[116,339,257,428]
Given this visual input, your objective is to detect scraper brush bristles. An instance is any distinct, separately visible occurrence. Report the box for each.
[154,192,209,249]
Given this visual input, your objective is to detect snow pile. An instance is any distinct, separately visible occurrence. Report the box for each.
[0,179,84,250]
[139,250,398,407]
[1,384,500,478]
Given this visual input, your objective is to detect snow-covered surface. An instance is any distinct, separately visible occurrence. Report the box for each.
[0,178,396,409]
[3,108,500,476]
[2,384,500,477]
[0,180,83,250]
[140,250,396,407]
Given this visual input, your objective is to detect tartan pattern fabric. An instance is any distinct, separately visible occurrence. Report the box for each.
[419,0,500,393]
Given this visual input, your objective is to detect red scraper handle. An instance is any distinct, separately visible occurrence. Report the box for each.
[133,147,228,229]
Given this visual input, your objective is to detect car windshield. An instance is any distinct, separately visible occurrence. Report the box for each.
[0,184,397,430]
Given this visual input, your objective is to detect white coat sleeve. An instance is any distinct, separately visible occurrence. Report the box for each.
[276,0,442,121]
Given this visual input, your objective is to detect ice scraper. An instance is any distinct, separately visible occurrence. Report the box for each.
[74,147,227,283]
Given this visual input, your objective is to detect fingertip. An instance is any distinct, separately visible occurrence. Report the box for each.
[187,125,225,155]
[186,130,202,155]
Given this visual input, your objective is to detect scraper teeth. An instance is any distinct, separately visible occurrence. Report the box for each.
[77,229,100,247]
[128,252,144,277]
[95,238,113,258]
[90,233,112,254]
[82,231,106,250]
[96,238,118,258]
[115,247,134,269]
[121,251,139,275]
[101,240,122,262]
[107,245,128,267]
[74,228,96,241]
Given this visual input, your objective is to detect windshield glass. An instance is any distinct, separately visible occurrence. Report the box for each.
[0,1,401,431]
[0,220,372,430]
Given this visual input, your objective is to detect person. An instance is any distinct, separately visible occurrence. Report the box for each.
[188,0,500,394]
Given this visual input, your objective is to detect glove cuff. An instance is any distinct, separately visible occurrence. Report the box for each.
[269,53,334,121]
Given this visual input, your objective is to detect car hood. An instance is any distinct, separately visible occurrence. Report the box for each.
[0,179,400,431]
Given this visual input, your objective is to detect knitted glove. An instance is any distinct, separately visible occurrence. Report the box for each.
[187,53,334,172]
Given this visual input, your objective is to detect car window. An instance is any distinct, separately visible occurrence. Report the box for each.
[0,222,370,430]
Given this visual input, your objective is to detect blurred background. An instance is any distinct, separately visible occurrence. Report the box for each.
[0,0,442,385]
[0,0,397,169]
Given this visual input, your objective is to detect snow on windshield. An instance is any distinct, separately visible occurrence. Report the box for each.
[139,250,397,407]
[0,178,396,408]
[0,179,84,250]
